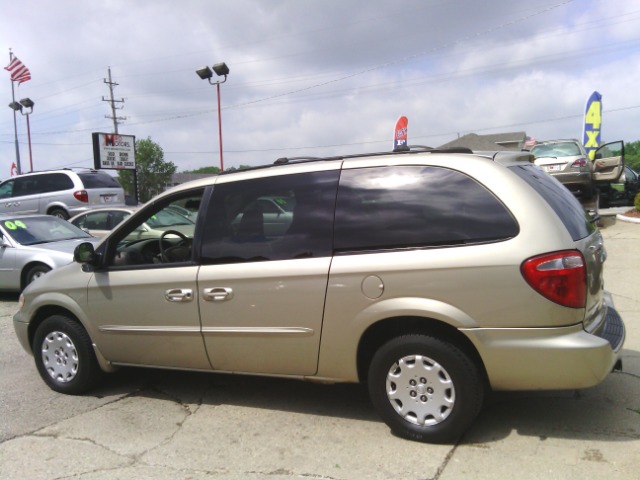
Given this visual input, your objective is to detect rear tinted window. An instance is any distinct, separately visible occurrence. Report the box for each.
[41,173,74,192]
[78,172,123,189]
[509,164,595,241]
[334,166,519,252]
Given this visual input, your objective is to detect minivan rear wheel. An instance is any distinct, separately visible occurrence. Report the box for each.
[32,315,101,394]
[368,334,484,443]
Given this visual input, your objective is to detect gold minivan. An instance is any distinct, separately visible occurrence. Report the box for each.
[13,148,625,443]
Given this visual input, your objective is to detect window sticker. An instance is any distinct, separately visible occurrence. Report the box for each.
[4,220,27,230]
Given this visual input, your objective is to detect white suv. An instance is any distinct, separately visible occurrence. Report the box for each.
[0,169,125,220]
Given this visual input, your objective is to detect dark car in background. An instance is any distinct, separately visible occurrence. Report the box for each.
[598,165,640,207]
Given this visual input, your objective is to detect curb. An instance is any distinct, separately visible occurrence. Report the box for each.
[616,214,640,224]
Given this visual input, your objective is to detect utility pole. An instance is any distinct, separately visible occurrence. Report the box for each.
[100,67,138,205]
[102,67,125,133]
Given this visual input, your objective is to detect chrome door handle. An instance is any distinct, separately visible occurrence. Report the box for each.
[203,287,234,302]
[165,288,193,303]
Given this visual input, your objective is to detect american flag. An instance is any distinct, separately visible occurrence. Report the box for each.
[524,135,537,148]
[4,56,31,84]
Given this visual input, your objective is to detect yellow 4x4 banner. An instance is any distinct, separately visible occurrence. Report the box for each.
[583,91,602,160]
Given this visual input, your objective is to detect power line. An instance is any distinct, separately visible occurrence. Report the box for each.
[9,105,636,153]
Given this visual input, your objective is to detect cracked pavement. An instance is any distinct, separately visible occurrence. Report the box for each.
[1,218,638,480]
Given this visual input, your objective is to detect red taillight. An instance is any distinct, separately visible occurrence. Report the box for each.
[73,190,89,203]
[571,158,587,168]
[521,251,586,308]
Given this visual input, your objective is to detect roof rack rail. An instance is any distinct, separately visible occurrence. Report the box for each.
[404,146,474,154]
[266,146,477,169]
[274,156,322,165]
[17,166,98,175]
[426,147,473,154]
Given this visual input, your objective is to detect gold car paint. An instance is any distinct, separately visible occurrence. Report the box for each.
[197,257,330,376]
[462,324,619,390]
[13,151,620,393]
[85,265,211,371]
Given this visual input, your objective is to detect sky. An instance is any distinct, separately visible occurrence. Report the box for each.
[1,0,639,176]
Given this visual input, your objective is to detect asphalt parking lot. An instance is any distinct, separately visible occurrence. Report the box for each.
[0,216,638,480]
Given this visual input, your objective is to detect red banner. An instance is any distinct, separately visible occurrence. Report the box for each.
[393,116,408,151]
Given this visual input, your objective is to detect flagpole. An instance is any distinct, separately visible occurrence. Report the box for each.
[8,49,22,175]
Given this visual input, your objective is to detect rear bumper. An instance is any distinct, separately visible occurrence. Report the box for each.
[552,171,592,190]
[462,299,625,391]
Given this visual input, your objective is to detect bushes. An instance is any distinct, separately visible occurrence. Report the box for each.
[635,192,640,212]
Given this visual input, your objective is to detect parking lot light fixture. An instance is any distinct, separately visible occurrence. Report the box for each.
[19,98,35,172]
[212,62,229,77]
[20,97,34,109]
[196,62,229,172]
[196,66,213,80]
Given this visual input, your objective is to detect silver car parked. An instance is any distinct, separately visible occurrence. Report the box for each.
[0,214,96,291]
[0,169,126,220]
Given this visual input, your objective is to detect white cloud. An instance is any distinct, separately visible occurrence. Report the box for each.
[1,0,639,176]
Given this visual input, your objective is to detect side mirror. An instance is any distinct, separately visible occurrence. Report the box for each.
[0,236,8,248]
[74,242,96,264]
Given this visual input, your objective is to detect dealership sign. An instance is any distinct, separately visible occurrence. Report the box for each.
[92,133,136,170]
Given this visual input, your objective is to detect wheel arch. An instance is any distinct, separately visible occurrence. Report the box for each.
[46,204,69,219]
[356,316,488,384]
[26,304,116,373]
[20,261,52,291]
[27,304,81,352]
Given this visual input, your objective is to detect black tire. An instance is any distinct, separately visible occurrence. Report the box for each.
[32,315,101,395]
[582,185,595,201]
[368,334,484,443]
[24,264,51,288]
[49,208,69,220]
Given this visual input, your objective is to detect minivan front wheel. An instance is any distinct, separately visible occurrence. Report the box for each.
[368,335,484,443]
[32,315,101,394]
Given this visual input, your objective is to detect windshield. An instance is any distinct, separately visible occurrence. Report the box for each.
[146,209,194,228]
[531,142,582,158]
[2,216,93,245]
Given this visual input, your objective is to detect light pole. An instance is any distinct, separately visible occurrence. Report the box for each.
[8,101,22,175]
[196,62,229,172]
[8,98,35,173]
[19,98,35,172]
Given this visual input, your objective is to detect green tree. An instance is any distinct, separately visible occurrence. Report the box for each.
[183,166,220,175]
[117,138,177,203]
[624,140,640,171]
[181,165,252,174]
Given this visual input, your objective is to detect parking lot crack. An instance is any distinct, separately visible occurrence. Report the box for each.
[423,443,459,480]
